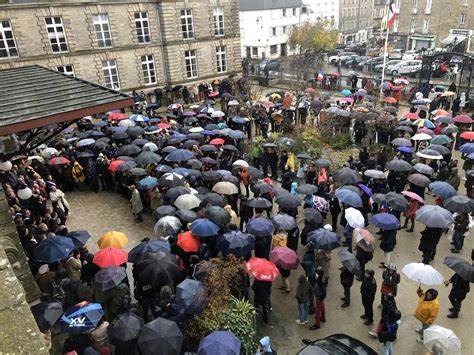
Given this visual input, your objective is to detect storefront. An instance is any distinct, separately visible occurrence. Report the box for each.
[409,34,435,50]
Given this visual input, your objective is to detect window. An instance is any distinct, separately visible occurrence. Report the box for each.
[93,14,112,48]
[181,9,194,39]
[135,12,150,43]
[0,20,18,58]
[282,26,287,34]
[141,55,156,85]
[57,65,74,76]
[184,49,197,78]
[460,13,467,24]
[216,45,226,73]
[410,18,416,33]
[462,0,468,5]
[102,59,120,90]
[393,18,399,32]
[302,6,307,14]
[270,45,277,55]
[271,27,277,36]
[213,7,224,36]
[422,18,430,33]
[45,17,68,53]
[292,8,297,16]
[412,0,418,13]
[282,9,287,17]
[425,0,432,14]
[252,47,258,57]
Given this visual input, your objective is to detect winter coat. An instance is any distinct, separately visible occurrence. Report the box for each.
[313,280,326,300]
[252,279,272,301]
[413,292,440,325]
[447,168,461,190]
[404,200,420,218]
[381,270,401,296]
[71,162,86,184]
[340,267,354,288]
[224,205,239,226]
[130,189,143,214]
[449,273,470,298]
[295,276,313,304]
[64,257,82,282]
[360,276,377,301]
[379,230,396,252]
[272,231,288,247]
[418,227,443,252]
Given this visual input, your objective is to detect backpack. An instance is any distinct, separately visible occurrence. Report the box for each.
[52,280,66,303]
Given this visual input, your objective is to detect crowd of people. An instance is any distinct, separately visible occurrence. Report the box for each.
[1,74,473,355]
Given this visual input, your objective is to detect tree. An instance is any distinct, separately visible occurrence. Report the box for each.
[288,21,338,54]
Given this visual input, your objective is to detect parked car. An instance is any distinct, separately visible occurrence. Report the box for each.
[329,52,356,64]
[374,60,402,73]
[258,59,280,72]
[341,54,360,66]
[297,334,378,355]
[402,50,421,60]
[390,60,422,76]
[358,56,386,71]
[389,49,403,59]
[345,56,368,68]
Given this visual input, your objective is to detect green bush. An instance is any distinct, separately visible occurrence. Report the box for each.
[328,133,352,150]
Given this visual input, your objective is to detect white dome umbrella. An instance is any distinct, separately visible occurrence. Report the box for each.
[41,147,59,158]
[345,207,365,228]
[232,159,249,168]
[143,142,159,152]
[118,119,135,127]
[211,110,225,118]
[411,133,432,141]
[416,149,443,160]
[154,216,182,238]
[212,181,239,195]
[189,127,204,133]
[402,262,444,285]
[423,325,461,355]
[190,104,200,109]
[174,194,201,210]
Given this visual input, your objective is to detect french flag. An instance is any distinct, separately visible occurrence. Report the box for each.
[387,0,399,27]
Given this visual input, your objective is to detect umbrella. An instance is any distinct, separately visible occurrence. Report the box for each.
[176,209,198,223]
[338,250,361,276]
[278,137,296,147]
[205,206,231,226]
[364,169,386,179]
[176,231,200,253]
[353,228,375,245]
[60,302,104,335]
[246,257,279,281]
[48,157,71,165]
[93,266,127,291]
[153,206,177,221]
[403,112,418,120]
[176,279,208,315]
[314,158,331,167]
[248,167,264,179]
[443,256,474,282]
[143,142,159,152]
[93,248,128,268]
[408,173,430,187]
[423,325,461,355]
[135,151,162,165]
[371,213,400,230]
[386,159,413,172]
[135,252,179,287]
[128,240,170,263]
[430,135,452,145]
[453,114,472,124]
[416,149,443,160]
[158,173,184,188]
[165,186,190,201]
[429,181,457,199]
[443,196,474,213]
[307,228,341,250]
[335,188,362,208]
[402,262,444,285]
[127,126,145,137]
[333,167,362,184]
[297,184,318,195]
[401,191,424,204]
[118,144,142,156]
[415,205,454,229]
[427,144,451,155]
[65,230,91,249]
[251,182,273,194]
[212,181,239,195]
[138,317,184,355]
[204,192,228,207]
[297,153,313,160]
[223,144,238,152]
[459,143,474,155]
[154,216,182,237]
[193,260,218,281]
[191,218,219,237]
[247,197,272,209]
[202,171,222,181]
[246,217,275,237]
[129,167,148,176]
[197,331,241,355]
[174,194,201,210]
[460,131,474,141]
[413,163,434,176]
[386,192,409,211]
[98,231,128,249]
[34,237,75,263]
[341,89,351,96]
[271,246,299,270]
[275,194,302,208]
[77,138,95,147]
[108,312,144,347]
[271,213,297,230]
[137,176,158,190]
[218,231,254,257]
[303,208,323,225]
[411,133,432,141]
[165,148,194,162]
[32,302,63,330]
[116,160,137,172]
[391,138,412,147]
[345,207,365,228]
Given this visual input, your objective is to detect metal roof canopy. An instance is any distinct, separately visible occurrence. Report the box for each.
[0,65,134,135]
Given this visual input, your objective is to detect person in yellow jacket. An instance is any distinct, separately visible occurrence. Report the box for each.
[413,287,440,343]
[71,161,86,190]
[286,152,297,174]
[224,204,239,226]
[272,230,288,248]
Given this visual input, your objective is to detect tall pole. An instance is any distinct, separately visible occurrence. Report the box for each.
[379,26,390,99]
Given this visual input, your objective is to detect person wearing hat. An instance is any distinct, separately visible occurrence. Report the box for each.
[413,287,440,343]
[35,264,56,294]
[71,161,86,191]
[360,268,377,325]
[380,264,400,306]
[128,185,144,222]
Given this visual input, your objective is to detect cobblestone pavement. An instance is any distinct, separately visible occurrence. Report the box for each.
[65,161,473,355]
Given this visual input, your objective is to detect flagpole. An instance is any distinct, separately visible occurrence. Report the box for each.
[379,25,390,100]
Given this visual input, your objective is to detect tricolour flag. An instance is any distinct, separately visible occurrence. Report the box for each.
[381,0,399,30]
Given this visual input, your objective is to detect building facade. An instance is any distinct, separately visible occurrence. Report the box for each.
[239,0,303,59]
[397,0,473,52]
[0,0,241,93]
[339,0,373,43]
[301,0,340,29]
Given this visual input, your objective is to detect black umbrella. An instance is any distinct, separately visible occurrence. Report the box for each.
[385,159,413,172]
[126,126,145,137]
[247,197,272,209]
[153,205,177,220]
[135,252,180,287]
[333,167,362,184]
[138,317,184,355]
[161,146,177,154]
[193,260,218,281]
[119,144,142,156]
[165,186,190,201]
[201,144,218,152]
[93,141,108,150]
[129,167,148,176]
[108,312,144,347]
[117,160,137,172]
[132,138,149,146]
[204,192,228,207]
[176,209,198,223]
[93,267,127,291]
[187,158,203,170]
[427,144,451,155]
[271,213,297,230]
[297,184,318,195]
[202,170,222,181]
[303,208,323,225]
[307,229,341,250]
[443,196,474,213]
[65,230,91,249]
[338,250,362,276]
[32,301,63,331]
[275,194,302,208]
[386,192,408,212]
[223,144,238,152]
[248,167,264,179]
[176,279,208,314]
[112,132,129,140]
[158,173,185,188]
[222,175,239,185]
[136,151,162,165]
[443,256,474,282]
[251,182,273,194]
[201,157,217,165]
[116,155,135,162]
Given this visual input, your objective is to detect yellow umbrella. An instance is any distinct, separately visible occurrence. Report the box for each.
[441,91,456,97]
[270,93,281,99]
[98,231,129,249]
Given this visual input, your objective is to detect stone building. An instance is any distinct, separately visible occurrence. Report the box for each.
[0,0,242,93]
[339,0,373,44]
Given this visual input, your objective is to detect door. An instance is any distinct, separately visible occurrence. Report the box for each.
[246,47,251,59]
[281,43,287,57]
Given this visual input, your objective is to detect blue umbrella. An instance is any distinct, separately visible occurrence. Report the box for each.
[94,121,108,127]
[172,167,190,177]
[93,266,127,291]
[137,176,158,190]
[110,126,128,132]
[307,228,341,250]
[429,181,457,200]
[155,164,173,174]
[468,152,474,160]
[146,103,159,110]
[356,183,373,197]
[246,217,275,237]
[201,130,216,136]
[341,89,351,97]
[371,213,400,230]
[191,218,220,237]
[34,236,75,263]
[205,124,219,130]
[128,240,170,263]
[229,130,245,139]
[397,146,414,154]
[65,231,91,249]
[60,302,104,335]
[176,279,208,315]
[90,130,105,137]
[460,143,474,155]
[232,116,246,125]
[130,114,149,122]
[165,148,194,162]
[218,231,254,256]
[198,331,241,355]
[271,213,297,230]
[77,138,95,147]
[335,188,363,208]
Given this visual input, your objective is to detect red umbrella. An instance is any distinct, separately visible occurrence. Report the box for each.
[305,87,316,94]
[109,113,128,120]
[262,101,274,108]
[177,231,200,253]
[209,138,225,146]
[270,246,299,270]
[453,114,473,124]
[208,90,219,97]
[460,131,474,141]
[108,160,125,172]
[401,191,425,204]
[385,97,398,104]
[48,157,70,165]
[403,112,419,120]
[329,72,340,77]
[246,257,279,281]
[433,109,449,117]
[157,123,171,129]
[93,247,128,268]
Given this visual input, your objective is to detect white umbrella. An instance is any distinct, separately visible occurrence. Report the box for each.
[345,207,365,228]
[212,181,239,195]
[211,110,225,118]
[228,100,240,106]
[154,216,182,237]
[232,159,249,168]
[41,147,59,158]
[143,142,159,152]
[364,169,386,179]
[190,104,200,109]
[189,127,204,133]
[416,150,443,160]
[27,155,44,163]
[423,325,461,355]
[118,119,135,127]
[174,194,201,210]
[402,262,444,285]
[412,133,432,141]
